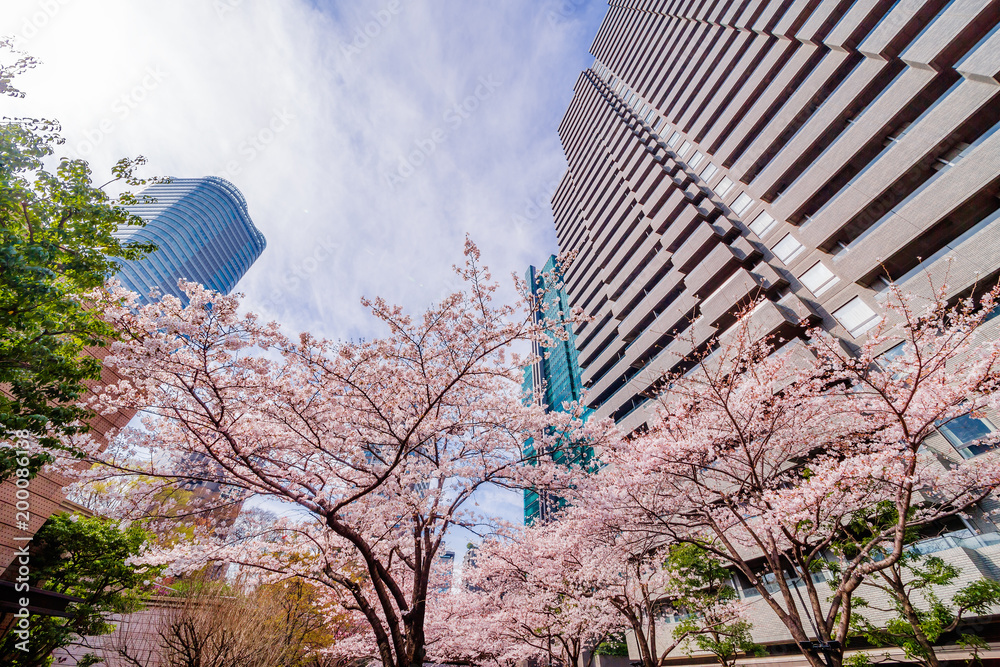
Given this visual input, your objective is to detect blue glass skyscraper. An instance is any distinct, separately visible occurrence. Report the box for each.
[523,255,585,411]
[522,255,591,524]
[114,177,266,304]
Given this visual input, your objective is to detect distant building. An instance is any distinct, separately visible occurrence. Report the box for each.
[114,176,266,304]
[437,550,456,593]
[461,543,481,592]
[522,256,592,525]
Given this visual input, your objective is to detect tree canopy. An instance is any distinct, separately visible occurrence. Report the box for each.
[0,512,162,666]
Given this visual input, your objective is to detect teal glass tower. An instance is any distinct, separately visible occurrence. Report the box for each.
[522,255,591,525]
[114,177,266,304]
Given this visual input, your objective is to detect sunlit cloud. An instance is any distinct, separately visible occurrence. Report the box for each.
[3,0,605,336]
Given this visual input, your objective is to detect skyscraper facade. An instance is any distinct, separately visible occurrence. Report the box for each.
[554,0,1000,438]
[523,256,586,414]
[550,0,1000,657]
[522,256,591,524]
[115,176,267,304]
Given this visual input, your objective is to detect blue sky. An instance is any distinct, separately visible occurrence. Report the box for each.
[2,0,608,557]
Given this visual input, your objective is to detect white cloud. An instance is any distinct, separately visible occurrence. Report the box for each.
[3,0,606,339]
[2,0,606,529]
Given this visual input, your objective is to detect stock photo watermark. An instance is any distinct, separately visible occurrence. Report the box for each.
[261,235,340,311]
[6,429,38,652]
[340,0,404,62]
[74,65,168,157]
[15,0,72,41]
[214,0,244,20]
[381,74,503,190]
[546,0,590,25]
[511,176,562,237]
[214,108,296,181]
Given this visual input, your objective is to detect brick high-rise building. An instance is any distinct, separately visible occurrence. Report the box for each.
[555,0,1000,435]
[551,0,1000,660]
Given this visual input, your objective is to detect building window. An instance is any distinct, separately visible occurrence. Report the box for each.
[800,262,839,296]
[940,413,998,458]
[653,117,664,131]
[934,142,971,171]
[877,341,910,378]
[679,140,692,156]
[772,234,803,263]
[833,297,881,337]
[715,177,734,198]
[689,151,704,168]
[878,342,907,367]
[668,132,681,147]
[731,193,754,217]
[700,163,717,182]
[749,210,775,236]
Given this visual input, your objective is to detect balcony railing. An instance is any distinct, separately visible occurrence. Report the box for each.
[911,528,1000,556]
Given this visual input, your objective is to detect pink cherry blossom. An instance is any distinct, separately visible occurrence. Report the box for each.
[66,240,608,667]
[570,283,1000,667]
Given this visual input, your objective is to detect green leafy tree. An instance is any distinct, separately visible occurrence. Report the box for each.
[593,631,629,657]
[683,617,763,667]
[670,544,765,667]
[0,110,162,480]
[262,578,340,666]
[0,512,164,666]
[849,550,1000,667]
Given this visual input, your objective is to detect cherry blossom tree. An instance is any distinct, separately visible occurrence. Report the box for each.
[421,587,511,667]
[567,516,758,667]
[440,503,757,667]
[71,241,602,667]
[462,525,621,667]
[489,505,756,667]
[585,284,1000,667]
